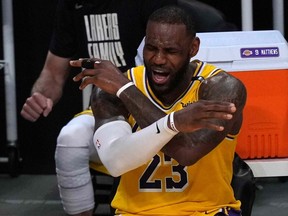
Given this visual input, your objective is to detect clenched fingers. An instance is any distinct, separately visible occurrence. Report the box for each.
[20,93,53,122]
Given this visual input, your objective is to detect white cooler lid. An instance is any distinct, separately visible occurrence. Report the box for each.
[192,30,288,71]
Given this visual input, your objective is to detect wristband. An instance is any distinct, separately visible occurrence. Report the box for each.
[116,82,134,98]
[169,111,179,132]
[163,114,178,135]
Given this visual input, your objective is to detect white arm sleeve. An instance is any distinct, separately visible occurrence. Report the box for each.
[93,115,178,177]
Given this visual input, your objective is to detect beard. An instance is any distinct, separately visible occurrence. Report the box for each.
[145,58,191,97]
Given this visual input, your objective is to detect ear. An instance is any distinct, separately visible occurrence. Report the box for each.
[189,37,200,58]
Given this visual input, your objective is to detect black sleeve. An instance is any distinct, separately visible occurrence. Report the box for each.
[49,0,77,58]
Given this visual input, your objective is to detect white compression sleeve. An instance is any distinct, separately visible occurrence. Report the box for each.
[93,116,178,177]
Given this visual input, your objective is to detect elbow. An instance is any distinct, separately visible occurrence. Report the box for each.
[177,159,196,167]
[167,148,202,166]
[103,157,146,177]
[102,158,129,177]
[102,160,123,177]
[176,155,200,167]
[107,169,122,178]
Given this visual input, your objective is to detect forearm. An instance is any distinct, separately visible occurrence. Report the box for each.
[31,71,65,104]
[94,116,178,177]
[118,85,165,128]
[31,51,70,104]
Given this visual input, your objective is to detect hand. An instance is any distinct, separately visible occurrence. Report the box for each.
[70,58,130,95]
[21,92,53,122]
[174,100,236,132]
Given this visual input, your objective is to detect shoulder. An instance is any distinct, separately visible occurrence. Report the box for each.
[126,65,145,80]
[199,71,247,109]
[206,71,244,88]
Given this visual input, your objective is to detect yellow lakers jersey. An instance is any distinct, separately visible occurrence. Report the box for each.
[112,61,241,215]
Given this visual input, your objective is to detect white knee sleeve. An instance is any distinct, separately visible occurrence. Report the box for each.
[55,114,96,215]
[55,146,94,215]
[57,114,94,148]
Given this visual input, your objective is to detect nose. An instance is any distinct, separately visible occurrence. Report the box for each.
[153,51,166,65]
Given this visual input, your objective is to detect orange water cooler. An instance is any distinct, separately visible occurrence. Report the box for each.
[193,30,288,177]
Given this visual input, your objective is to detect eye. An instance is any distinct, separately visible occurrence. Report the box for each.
[144,44,157,52]
[165,48,179,54]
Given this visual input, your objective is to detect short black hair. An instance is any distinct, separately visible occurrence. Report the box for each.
[148,5,196,37]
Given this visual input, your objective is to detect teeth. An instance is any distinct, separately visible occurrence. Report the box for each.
[154,69,165,73]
